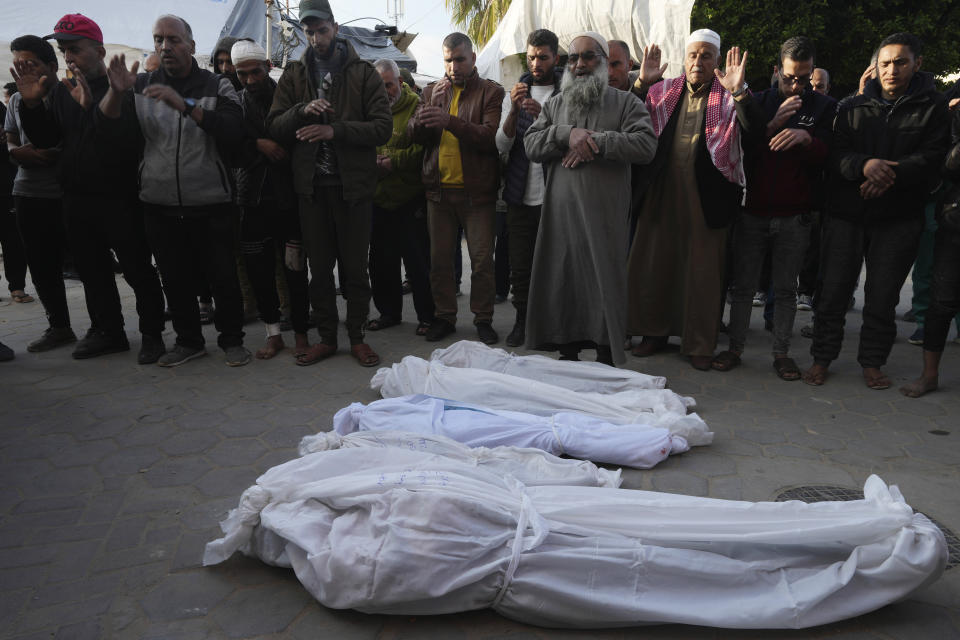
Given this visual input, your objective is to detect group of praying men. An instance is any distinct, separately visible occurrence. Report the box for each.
[3,0,957,397]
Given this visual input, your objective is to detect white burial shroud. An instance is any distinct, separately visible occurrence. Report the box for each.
[330,394,693,468]
[204,435,947,629]
[429,340,668,391]
[371,355,704,442]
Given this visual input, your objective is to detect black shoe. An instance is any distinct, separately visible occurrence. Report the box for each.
[0,341,13,361]
[476,322,499,345]
[506,321,525,347]
[425,319,456,342]
[596,345,614,366]
[27,327,77,352]
[72,329,130,359]
[138,334,166,365]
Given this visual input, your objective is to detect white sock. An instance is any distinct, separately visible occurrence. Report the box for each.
[265,323,281,337]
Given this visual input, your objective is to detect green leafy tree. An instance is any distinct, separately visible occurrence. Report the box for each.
[445,0,512,48]
[691,0,960,95]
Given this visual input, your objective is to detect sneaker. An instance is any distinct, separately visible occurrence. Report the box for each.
[506,322,525,348]
[752,291,766,307]
[476,322,499,345]
[138,334,166,365]
[27,327,77,352]
[425,319,456,342]
[800,323,814,339]
[224,345,252,367]
[0,341,13,361]
[907,328,924,346]
[157,344,207,367]
[72,329,130,360]
[797,294,813,311]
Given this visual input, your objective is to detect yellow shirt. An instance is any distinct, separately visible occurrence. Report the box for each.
[438,85,464,187]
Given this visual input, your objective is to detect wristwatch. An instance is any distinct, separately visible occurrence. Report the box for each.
[182,97,198,116]
[731,82,749,98]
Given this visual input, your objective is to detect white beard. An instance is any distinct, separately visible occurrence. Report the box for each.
[561,59,607,119]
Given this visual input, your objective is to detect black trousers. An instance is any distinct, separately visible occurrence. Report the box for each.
[14,196,70,328]
[495,209,510,299]
[812,215,922,368]
[240,201,309,334]
[925,225,960,352]
[64,193,164,337]
[0,196,27,292]
[370,198,434,324]
[798,211,822,298]
[144,205,244,350]
[506,203,541,312]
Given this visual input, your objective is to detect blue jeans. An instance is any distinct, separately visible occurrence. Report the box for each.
[728,212,810,355]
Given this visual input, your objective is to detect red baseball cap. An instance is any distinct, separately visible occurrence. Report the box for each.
[45,14,103,44]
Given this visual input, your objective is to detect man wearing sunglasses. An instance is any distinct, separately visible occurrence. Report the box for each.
[524,33,657,365]
[714,36,835,381]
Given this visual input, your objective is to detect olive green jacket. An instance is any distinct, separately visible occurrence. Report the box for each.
[374,84,425,209]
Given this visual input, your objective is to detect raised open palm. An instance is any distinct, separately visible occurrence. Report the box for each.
[10,59,52,104]
[639,44,668,85]
[715,46,748,94]
[106,54,140,93]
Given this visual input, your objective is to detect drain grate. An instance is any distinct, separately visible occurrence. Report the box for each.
[776,485,960,571]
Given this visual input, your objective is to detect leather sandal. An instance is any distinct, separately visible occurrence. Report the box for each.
[773,357,801,381]
[351,342,381,367]
[711,350,741,372]
[295,342,337,366]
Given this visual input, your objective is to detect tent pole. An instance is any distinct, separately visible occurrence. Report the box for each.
[265,0,273,63]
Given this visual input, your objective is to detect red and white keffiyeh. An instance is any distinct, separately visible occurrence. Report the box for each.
[646,75,745,187]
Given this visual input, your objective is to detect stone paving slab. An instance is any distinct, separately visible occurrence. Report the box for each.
[1,267,959,638]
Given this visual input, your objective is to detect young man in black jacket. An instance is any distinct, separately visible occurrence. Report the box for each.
[14,15,166,363]
[803,33,950,389]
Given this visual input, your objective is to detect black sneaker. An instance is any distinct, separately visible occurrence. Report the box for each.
[0,341,13,362]
[72,329,130,359]
[425,319,456,342]
[506,322,524,347]
[138,334,166,364]
[27,327,77,352]
[476,322,499,345]
[157,344,207,367]
[224,345,252,367]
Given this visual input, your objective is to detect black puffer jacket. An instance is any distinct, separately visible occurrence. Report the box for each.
[235,78,295,209]
[827,71,950,223]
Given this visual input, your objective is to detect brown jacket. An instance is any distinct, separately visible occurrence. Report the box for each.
[407,69,504,204]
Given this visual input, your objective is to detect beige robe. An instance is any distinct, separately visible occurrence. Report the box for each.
[627,82,728,357]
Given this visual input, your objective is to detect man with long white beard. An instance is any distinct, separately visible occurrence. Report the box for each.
[523,33,657,365]
[627,29,765,370]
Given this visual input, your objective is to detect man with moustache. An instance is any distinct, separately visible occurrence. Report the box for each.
[232,39,311,361]
[496,28,561,347]
[408,32,504,345]
[96,14,250,367]
[713,37,835,380]
[627,29,765,370]
[523,32,657,365]
[14,14,166,363]
[267,0,392,367]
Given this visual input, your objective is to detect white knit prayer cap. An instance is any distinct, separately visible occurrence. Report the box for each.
[569,31,609,56]
[231,39,268,65]
[685,29,721,51]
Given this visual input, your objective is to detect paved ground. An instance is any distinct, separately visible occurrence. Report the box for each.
[1,263,959,639]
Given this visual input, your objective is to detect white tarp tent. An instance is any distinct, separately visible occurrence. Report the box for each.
[475,0,695,84]
[0,0,240,84]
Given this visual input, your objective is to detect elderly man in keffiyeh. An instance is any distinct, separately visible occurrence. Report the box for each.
[626,29,766,370]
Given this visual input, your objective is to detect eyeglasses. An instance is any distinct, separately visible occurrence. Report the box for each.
[567,51,605,65]
[779,71,811,86]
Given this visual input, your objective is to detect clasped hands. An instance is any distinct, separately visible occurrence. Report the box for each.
[860,158,898,200]
[296,98,335,142]
[562,127,600,169]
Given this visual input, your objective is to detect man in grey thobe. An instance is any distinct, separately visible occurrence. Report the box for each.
[524,32,657,365]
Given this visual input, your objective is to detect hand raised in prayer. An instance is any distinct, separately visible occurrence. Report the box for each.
[715,46,748,95]
[64,63,94,110]
[521,98,541,118]
[562,128,599,168]
[639,44,667,87]
[432,77,452,106]
[11,58,53,107]
[418,105,450,129]
[105,54,139,93]
[858,64,876,95]
[510,82,529,110]
[766,95,801,136]
[863,158,898,188]
[769,127,811,152]
[949,97,959,111]
[296,124,334,142]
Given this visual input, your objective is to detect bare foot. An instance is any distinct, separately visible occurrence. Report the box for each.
[293,332,310,357]
[256,335,285,359]
[900,376,938,398]
[802,363,829,386]
[862,367,891,390]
